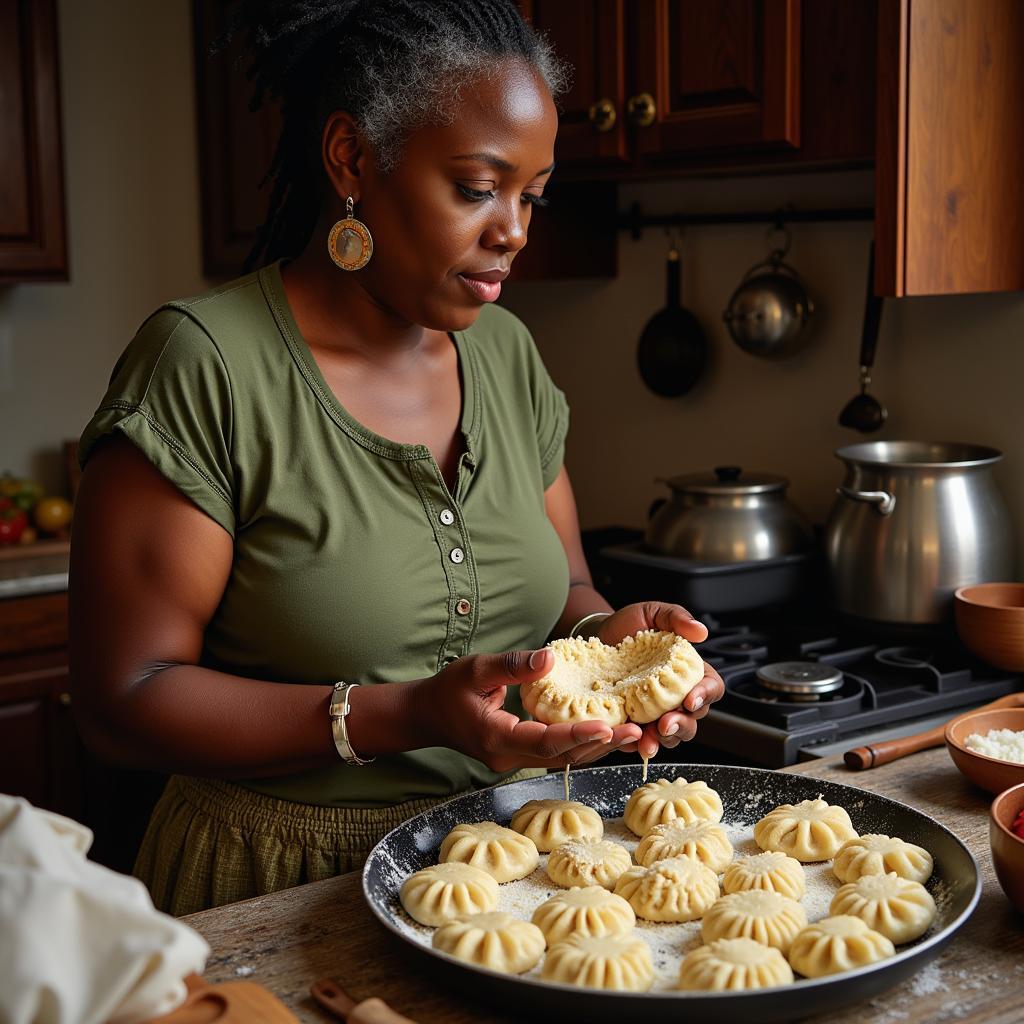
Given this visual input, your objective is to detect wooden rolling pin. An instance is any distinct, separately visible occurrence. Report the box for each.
[843,692,1024,770]
[311,978,417,1023]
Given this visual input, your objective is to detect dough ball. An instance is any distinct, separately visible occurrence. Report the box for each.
[754,798,857,862]
[546,838,633,890]
[399,862,499,927]
[432,911,545,974]
[521,630,704,727]
[509,799,603,853]
[635,819,733,872]
[701,889,807,954]
[723,851,806,901]
[613,855,720,923]
[624,777,724,837]
[832,833,934,885]
[678,937,794,991]
[541,933,654,991]
[787,915,895,977]
[439,822,539,883]
[531,886,635,945]
[830,872,937,944]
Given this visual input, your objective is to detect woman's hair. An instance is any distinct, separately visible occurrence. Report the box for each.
[220,0,571,272]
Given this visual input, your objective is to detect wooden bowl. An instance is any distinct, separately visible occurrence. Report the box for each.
[954,583,1024,671]
[944,707,1024,793]
[990,782,1024,913]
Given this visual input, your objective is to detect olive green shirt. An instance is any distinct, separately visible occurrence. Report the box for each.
[79,260,570,807]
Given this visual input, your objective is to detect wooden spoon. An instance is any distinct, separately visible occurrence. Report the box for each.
[843,692,1024,770]
[310,978,417,1023]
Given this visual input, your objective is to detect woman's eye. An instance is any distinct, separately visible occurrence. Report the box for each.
[456,184,550,207]
[522,192,550,208]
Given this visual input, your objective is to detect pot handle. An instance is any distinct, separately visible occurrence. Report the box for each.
[837,486,896,516]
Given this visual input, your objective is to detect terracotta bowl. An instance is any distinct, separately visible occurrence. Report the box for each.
[945,707,1024,793]
[990,782,1024,913]
[954,583,1024,671]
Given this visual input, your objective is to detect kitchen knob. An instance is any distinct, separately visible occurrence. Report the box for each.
[626,92,656,127]
[588,97,617,132]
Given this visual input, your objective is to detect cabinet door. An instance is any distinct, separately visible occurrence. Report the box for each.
[875,0,1024,296]
[0,0,68,282]
[630,0,801,158]
[520,0,629,168]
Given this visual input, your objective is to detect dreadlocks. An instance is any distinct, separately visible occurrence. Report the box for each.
[217,1,571,273]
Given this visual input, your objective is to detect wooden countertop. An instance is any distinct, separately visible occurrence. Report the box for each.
[185,748,1023,1023]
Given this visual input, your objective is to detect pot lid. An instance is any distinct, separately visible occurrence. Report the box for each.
[661,465,790,496]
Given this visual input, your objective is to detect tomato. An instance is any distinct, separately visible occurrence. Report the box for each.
[0,505,28,544]
[34,496,73,535]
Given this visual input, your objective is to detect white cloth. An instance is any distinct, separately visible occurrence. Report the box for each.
[0,794,209,1024]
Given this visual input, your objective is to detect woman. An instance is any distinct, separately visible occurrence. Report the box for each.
[69,0,724,916]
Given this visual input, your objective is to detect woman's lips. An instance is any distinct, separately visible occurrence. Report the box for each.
[457,274,502,302]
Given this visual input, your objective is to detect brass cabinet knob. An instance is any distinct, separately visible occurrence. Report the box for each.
[626,91,657,127]
[59,692,72,706]
[587,97,617,133]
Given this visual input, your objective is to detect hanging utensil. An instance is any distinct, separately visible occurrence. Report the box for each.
[636,231,708,397]
[722,225,814,358]
[838,240,887,432]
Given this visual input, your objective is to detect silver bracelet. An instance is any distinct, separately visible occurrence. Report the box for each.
[569,611,612,639]
[329,682,375,766]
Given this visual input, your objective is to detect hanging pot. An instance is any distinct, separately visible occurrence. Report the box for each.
[722,227,814,358]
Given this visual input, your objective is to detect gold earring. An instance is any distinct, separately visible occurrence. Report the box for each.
[327,196,374,271]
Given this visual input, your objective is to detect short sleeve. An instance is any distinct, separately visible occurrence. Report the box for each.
[523,335,570,490]
[78,307,236,536]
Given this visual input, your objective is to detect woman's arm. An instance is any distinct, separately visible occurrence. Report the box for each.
[70,437,626,777]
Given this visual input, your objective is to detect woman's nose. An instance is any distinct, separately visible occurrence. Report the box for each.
[481,200,529,254]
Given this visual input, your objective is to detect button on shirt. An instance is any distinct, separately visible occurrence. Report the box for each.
[78,260,571,809]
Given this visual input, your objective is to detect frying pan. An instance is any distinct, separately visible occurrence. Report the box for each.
[636,236,708,397]
[363,763,979,1024]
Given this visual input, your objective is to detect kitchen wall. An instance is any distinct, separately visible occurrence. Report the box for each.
[2,1,1023,570]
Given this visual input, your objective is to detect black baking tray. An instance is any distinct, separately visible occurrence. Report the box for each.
[362,763,980,1024]
[593,542,823,614]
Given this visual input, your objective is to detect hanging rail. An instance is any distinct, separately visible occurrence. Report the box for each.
[619,201,874,240]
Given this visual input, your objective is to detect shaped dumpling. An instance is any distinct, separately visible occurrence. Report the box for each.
[547,838,632,890]
[541,933,654,991]
[832,834,934,885]
[754,798,857,862]
[509,799,603,853]
[531,886,635,944]
[399,861,499,927]
[701,889,807,954]
[635,819,733,872]
[787,915,895,977]
[432,911,545,974]
[678,937,794,991]
[613,855,719,923]
[623,777,724,837]
[439,822,539,883]
[830,872,937,944]
[723,851,806,901]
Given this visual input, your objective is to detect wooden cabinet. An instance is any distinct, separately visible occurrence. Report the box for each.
[874,0,1024,296]
[0,0,69,282]
[522,0,875,178]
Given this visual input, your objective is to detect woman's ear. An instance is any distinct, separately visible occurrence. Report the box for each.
[321,110,364,203]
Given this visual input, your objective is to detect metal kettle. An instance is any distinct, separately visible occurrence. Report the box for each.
[824,441,1015,623]
[646,466,813,562]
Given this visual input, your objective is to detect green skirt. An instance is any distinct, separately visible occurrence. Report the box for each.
[135,771,542,917]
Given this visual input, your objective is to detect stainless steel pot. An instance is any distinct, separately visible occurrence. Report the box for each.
[645,466,813,561]
[824,441,1014,624]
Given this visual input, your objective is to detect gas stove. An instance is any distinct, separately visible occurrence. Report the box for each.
[692,620,1020,767]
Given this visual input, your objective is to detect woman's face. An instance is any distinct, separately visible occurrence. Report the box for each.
[353,59,558,332]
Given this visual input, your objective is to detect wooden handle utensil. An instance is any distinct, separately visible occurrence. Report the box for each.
[310,978,417,1024]
[843,692,1024,770]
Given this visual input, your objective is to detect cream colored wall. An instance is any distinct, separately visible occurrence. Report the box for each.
[1,1,1022,573]
[502,173,1024,571]
[0,0,206,494]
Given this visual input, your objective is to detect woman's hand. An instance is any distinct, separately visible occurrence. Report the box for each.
[416,649,642,773]
[593,601,724,760]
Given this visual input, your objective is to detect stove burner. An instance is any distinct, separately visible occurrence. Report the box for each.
[756,661,845,702]
[701,631,770,662]
[874,646,935,669]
